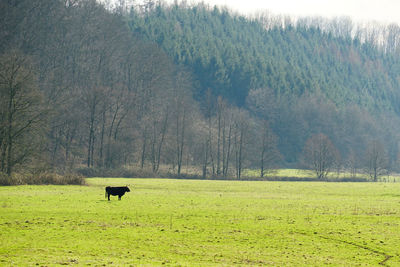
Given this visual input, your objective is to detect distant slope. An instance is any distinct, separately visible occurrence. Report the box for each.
[127,3,400,112]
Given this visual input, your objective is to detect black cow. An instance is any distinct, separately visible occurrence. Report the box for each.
[105,186,130,201]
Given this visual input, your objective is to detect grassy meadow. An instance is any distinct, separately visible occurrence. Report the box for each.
[242,168,400,182]
[1,178,400,266]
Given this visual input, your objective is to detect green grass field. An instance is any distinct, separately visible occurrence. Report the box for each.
[243,168,400,182]
[1,178,400,266]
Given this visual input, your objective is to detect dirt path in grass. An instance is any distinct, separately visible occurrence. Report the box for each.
[295,231,393,266]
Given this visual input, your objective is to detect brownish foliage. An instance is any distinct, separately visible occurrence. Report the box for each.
[0,172,85,186]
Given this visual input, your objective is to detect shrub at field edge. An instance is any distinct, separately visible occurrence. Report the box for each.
[0,171,85,186]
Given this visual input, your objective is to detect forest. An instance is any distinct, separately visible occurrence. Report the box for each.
[1,0,400,182]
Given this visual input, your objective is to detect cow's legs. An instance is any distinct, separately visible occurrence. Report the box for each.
[118,195,121,200]
[108,194,110,201]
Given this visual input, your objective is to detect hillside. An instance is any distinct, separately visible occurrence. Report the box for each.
[1,0,400,179]
[127,3,400,112]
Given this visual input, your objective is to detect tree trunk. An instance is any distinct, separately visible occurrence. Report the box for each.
[202,139,208,179]
[223,122,232,178]
[6,87,14,176]
[176,108,185,176]
[217,109,221,176]
[99,109,106,167]
[141,129,147,169]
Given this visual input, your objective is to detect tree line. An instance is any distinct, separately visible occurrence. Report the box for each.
[0,0,399,181]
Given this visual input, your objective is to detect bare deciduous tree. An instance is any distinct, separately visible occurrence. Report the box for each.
[232,108,251,179]
[0,50,47,175]
[202,89,215,178]
[364,140,388,182]
[301,133,340,180]
[259,120,281,178]
[346,149,359,179]
[171,70,195,176]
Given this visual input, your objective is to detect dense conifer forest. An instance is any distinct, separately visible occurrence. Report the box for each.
[1,0,400,180]
[129,3,400,110]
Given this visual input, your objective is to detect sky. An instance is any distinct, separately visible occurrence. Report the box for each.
[165,0,400,26]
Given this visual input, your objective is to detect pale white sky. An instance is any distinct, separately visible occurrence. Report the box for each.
[170,0,400,26]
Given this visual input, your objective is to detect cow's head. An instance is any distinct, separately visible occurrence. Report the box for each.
[125,186,130,192]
